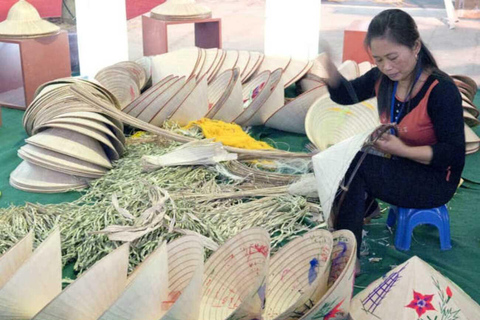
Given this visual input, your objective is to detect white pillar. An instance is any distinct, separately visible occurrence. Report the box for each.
[264,0,321,60]
[75,0,129,78]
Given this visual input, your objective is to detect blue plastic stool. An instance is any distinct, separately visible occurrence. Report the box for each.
[386,205,452,251]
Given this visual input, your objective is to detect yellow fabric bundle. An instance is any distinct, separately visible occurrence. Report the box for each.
[185,118,274,150]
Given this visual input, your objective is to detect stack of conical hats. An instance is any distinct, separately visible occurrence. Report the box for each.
[10,78,126,193]
[0,0,60,38]
[151,0,212,21]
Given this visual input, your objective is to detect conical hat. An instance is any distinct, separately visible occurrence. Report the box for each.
[215,50,240,80]
[151,48,200,84]
[124,75,175,115]
[307,53,329,81]
[98,242,168,320]
[283,59,313,88]
[19,144,107,178]
[242,52,265,83]
[457,85,475,103]
[0,0,60,38]
[265,84,329,134]
[205,68,241,119]
[210,69,244,122]
[135,77,186,122]
[312,130,374,223]
[169,75,209,125]
[26,128,112,169]
[243,68,285,126]
[193,48,206,80]
[255,55,291,75]
[0,231,33,289]
[32,244,129,320]
[235,51,251,77]
[463,100,479,118]
[151,0,212,21]
[299,77,324,93]
[198,48,219,79]
[464,110,480,127]
[135,56,153,88]
[338,60,360,80]
[465,124,480,154]
[299,230,357,320]
[233,70,271,125]
[305,95,380,150]
[113,61,148,91]
[0,229,61,318]
[94,67,141,110]
[452,74,477,97]
[205,49,226,83]
[10,160,91,192]
[350,256,480,320]
[149,76,196,126]
[160,235,204,320]
[264,229,334,320]
[198,228,270,320]
[241,51,259,78]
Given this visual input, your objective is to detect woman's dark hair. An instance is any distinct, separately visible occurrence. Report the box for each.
[363,9,451,117]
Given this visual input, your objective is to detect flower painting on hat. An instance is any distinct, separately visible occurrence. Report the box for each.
[405,291,436,317]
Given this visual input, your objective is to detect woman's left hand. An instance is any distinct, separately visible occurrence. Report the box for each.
[374,133,407,156]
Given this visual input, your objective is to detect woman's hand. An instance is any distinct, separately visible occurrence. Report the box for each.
[374,132,433,165]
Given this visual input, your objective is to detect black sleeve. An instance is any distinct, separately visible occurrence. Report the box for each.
[428,80,466,171]
[327,67,381,105]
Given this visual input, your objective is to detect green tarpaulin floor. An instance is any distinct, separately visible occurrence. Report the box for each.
[1,97,480,302]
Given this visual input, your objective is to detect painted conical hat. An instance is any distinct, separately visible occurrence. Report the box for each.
[151,48,200,84]
[123,75,175,115]
[0,231,33,289]
[233,70,271,125]
[151,0,212,21]
[160,235,204,320]
[350,256,480,320]
[312,130,374,223]
[149,76,196,126]
[210,69,244,122]
[264,229,334,320]
[465,124,480,154]
[283,59,313,88]
[32,244,129,320]
[135,77,186,122]
[205,68,240,119]
[243,68,285,126]
[0,0,60,38]
[10,160,91,192]
[265,84,329,134]
[26,128,113,169]
[305,95,380,150]
[18,144,107,178]
[98,242,168,320]
[0,229,61,318]
[169,75,209,125]
[299,230,357,320]
[198,228,270,320]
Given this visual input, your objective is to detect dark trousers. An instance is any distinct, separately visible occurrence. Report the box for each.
[334,152,458,257]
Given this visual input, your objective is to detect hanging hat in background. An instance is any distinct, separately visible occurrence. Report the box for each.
[0,0,60,38]
[151,0,212,21]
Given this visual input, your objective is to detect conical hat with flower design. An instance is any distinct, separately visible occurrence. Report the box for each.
[350,256,480,320]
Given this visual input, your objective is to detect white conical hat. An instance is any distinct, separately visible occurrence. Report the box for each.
[124,75,175,115]
[306,53,329,81]
[151,48,201,84]
[465,124,480,154]
[94,66,141,110]
[160,235,204,320]
[283,59,313,88]
[350,256,480,320]
[198,228,270,320]
[299,77,324,93]
[0,0,60,38]
[215,50,240,80]
[205,68,241,119]
[464,110,480,127]
[0,231,33,289]
[338,60,360,80]
[305,95,380,151]
[0,229,61,318]
[254,55,291,76]
[299,230,357,320]
[264,229,333,320]
[98,242,168,320]
[197,48,219,79]
[358,61,374,76]
[169,75,209,125]
[206,49,226,83]
[10,160,91,193]
[265,84,329,134]
[32,244,129,320]
[136,77,186,123]
[312,130,374,224]
[242,52,265,83]
[235,51,251,77]
[151,0,212,21]
[243,68,285,126]
[209,69,243,122]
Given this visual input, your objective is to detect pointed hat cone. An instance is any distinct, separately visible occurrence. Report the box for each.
[0,231,33,289]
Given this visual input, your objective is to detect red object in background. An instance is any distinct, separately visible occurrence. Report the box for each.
[126,0,166,20]
[342,20,375,64]
[0,0,62,21]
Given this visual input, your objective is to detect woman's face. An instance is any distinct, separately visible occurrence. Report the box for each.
[370,37,420,83]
